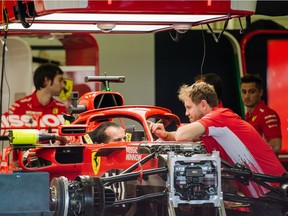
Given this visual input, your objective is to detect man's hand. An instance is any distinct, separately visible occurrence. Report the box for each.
[147,120,168,139]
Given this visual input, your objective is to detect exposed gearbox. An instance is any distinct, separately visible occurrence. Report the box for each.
[167,151,222,208]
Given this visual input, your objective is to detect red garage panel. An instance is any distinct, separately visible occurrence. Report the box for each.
[267,40,288,152]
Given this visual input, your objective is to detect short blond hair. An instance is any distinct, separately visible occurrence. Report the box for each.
[178,82,218,107]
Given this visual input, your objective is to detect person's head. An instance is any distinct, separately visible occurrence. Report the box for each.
[33,63,65,96]
[241,74,263,108]
[178,82,218,122]
[194,73,223,100]
[88,121,126,144]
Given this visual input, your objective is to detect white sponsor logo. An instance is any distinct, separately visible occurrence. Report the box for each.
[1,114,65,135]
[264,114,276,119]
[126,146,138,154]
[125,146,141,161]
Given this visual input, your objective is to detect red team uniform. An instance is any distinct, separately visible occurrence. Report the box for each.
[245,100,282,142]
[197,107,286,198]
[8,91,66,115]
[3,91,67,132]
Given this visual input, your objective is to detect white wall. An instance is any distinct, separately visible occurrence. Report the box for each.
[94,34,155,106]
[0,37,33,113]
[22,34,155,106]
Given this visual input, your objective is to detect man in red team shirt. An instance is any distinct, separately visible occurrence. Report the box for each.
[5,63,67,130]
[241,73,282,154]
[149,82,286,215]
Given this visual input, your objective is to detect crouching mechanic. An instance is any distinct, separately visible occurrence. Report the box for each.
[149,82,286,216]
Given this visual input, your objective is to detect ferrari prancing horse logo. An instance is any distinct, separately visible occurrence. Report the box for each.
[92,152,101,175]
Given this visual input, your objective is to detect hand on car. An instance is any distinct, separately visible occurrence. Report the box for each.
[147,120,168,139]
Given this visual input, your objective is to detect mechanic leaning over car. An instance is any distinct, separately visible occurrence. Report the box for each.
[5,63,67,118]
[149,82,286,216]
[241,73,282,155]
[84,121,126,144]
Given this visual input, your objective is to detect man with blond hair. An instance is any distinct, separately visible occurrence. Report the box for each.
[149,82,285,215]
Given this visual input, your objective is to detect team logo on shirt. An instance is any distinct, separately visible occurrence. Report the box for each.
[52,108,58,114]
[252,116,257,122]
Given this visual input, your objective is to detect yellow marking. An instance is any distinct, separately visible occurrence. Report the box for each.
[126,133,132,142]
[92,152,101,175]
[84,134,93,144]
[59,78,73,101]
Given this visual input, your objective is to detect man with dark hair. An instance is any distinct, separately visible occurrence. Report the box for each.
[84,121,126,144]
[7,63,67,116]
[194,73,223,107]
[241,73,282,154]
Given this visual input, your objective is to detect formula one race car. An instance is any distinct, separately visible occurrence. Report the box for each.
[1,76,288,216]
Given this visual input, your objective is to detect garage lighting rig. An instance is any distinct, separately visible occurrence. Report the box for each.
[1,0,257,33]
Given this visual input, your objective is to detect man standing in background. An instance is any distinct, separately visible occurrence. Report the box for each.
[194,73,224,107]
[241,73,282,154]
[4,63,67,132]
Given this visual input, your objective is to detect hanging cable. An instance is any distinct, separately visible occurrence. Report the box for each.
[2,0,9,32]
[206,14,231,43]
[200,25,206,76]
[169,30,181,42]
[0,6,9,118]
[0,25,9,150]
[0,0,9,151]
[239,16,251,34]
[16,0,36,28]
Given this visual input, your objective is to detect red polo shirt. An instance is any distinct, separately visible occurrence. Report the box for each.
[2,91,67,131]
[198,107,286,198]
[245,101,282,142]
[8,91,67,116]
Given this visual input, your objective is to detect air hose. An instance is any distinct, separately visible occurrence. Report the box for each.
[8,129,67,145]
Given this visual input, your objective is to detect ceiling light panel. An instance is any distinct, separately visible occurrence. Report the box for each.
[35,13,229,24]
[7,23,171,33]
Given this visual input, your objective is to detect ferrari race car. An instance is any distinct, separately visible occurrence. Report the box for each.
[1,76,288,216]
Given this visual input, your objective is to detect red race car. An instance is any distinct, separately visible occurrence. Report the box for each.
[1,76,288,216]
